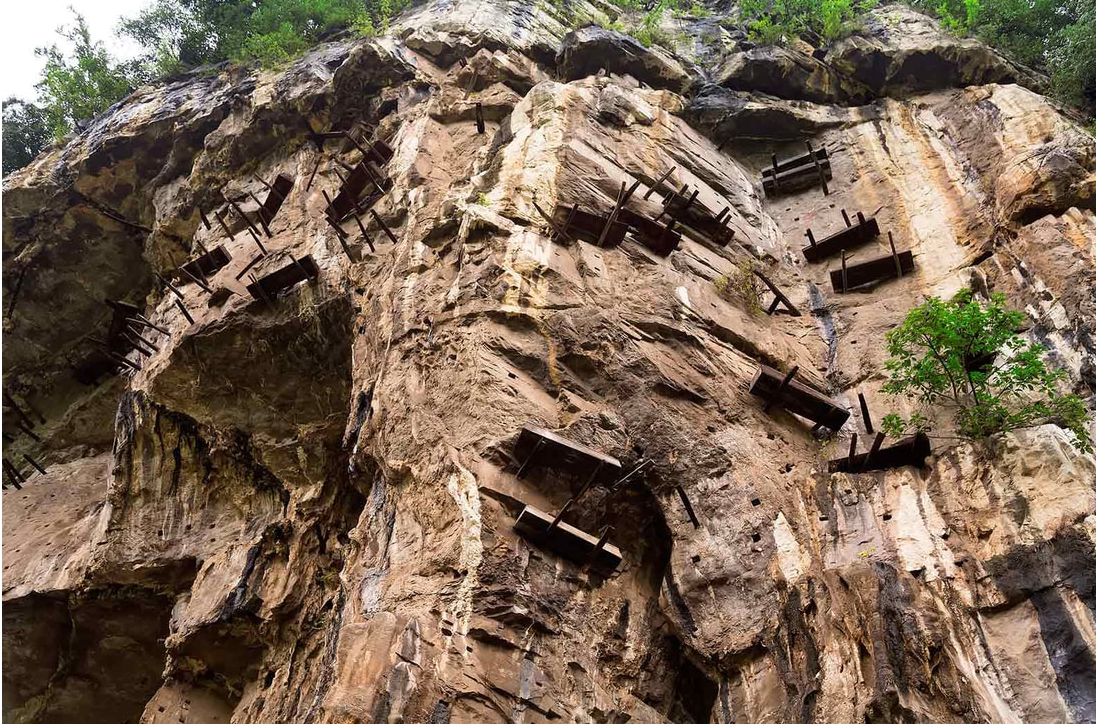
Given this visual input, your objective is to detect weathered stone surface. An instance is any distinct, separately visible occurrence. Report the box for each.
[715,46,864,104]
[828,5,1040,97]
[557,25,696,94]
[3,2,1096,723]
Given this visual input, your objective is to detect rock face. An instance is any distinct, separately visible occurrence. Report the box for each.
[3,2,1095,723]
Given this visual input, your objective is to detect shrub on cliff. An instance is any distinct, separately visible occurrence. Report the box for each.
[880,289,1092,453]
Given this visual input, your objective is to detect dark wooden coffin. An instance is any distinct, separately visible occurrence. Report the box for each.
[514,423,622,483]
[246,255,320,300]
[830,250,915,293]
[514,504,622,573]
[827,433,931,473]
[749,365,849,431]
[802,215,879,263]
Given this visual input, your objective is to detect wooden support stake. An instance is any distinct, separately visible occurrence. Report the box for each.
[548,461,604,532]
[126,324,160,351]
[715,206,729,223]
[109,351,141,372]
[841,250,849,294]
[134,314,168,335]
[807,141,829,196]
[249,273,276,309]
[234,254,265,281]
[863,432,886,471]
[771,154,781,193]
[247,227,269,255]
[597,182,628,248]
[841,209,851,227]
[122,331,154,357]
[191,235,208,255]
[179,266,213,294]
[247,191,273,237]
[763,365,799,412]
[586,526,612,569]
[848,433,858,463]
[752,270,802,317]
[214,210,235,240]
[888,232,903,279]
[225,194,263,240]
[516,439,545,478]
[644,166,677,200]
[676,485,701,528]
[16,421,41,442]
[533,200,572,242]
[23,454,47,476]
[353,214,375,253]
[199,210,212,230]
[475,102,485,134]
[370,209,400,245]
[4,459,26,490]
[175,299,194,324]
[858,391,874,434]
[306,155,322,191]
[252,173,275,193]
[3,391,36,430]
[806,229,816,247]
[5,266,27,320]
[156,273,186,302]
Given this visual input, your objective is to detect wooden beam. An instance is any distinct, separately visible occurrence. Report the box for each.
[514,504,622,573]
[830,250,915,293]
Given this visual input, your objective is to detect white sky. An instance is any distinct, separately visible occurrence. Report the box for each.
[1,0,150,101]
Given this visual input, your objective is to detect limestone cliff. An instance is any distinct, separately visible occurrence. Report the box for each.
[3,3,1096,723]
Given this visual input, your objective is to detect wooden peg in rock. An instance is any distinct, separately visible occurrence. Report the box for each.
[841,209,851,227]
[247,191,273,237]
[214,209,235,241]
[16,421,41,442]
[306,154,323,191]
[858,391,874,434]
[353,214,376,253]
[224,193,263,240]
[533,199,571,242]
[179,266,213,294]
[370,209,400,245]
[475,102,485,134]
[199,209,213,230]
[23,454,47,476]
[126,324,160,352]
[247,227,268,255]
[156,273,186,302]
[644,166,676,200]
[134,314,168,335]
[753,270,801,317]
[585,526,613,570]
[807,141,829,196]
[862,432,886,470]
[3,458,26,490]
[109,351,141,372]
[248,272,276,309]
[841,250,849,294]
[763,365,799,412]
[597,181,628,248]
[847,433,858,463]
[3,391,36,430]
[889,232,903,278]
[234,254,264,281]
[123,332,154,357]
[806,228,817,247]
[175,299,194,324]
[715,206,729,224]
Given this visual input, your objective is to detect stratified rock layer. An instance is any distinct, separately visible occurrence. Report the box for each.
[3,2,1095,723]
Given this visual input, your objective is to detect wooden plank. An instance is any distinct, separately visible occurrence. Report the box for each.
[245,255,320,300]
[829,250,915,293]
[827,433,931,473]
[177,245,232,281]
[514,504,622,573]
[617,208,681,256]
[550,205,627,248]
[802,215,879,262]
[514,423,622,483]
[749,365,849,430]
[762,146,830,179]
[762,161,832,195]
[259,174,294,225]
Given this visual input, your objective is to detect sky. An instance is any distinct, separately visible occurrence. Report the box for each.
[1,0,150,101]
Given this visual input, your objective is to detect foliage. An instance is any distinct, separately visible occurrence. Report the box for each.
[34,11,146,139]
[738,0,879,43]
[714,259,765,314]
[880,289,1091,453]
[119,0,406,71]
[2,98,52,175]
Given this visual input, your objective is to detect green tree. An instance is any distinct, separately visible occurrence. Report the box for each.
[35,10,145,139]
[119,0,403,70]
[2,98,52,175]
[880,289,1091,453]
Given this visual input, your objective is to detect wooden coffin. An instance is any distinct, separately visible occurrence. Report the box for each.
[749,365,849,431]
[551,205,628,248]
[827,433,931,473]
[514,423,622,483]
[617,208,681,256]
[830,250,915,293]
[246,255,320,300]
[802,215,879,263]
[514,504,622,573]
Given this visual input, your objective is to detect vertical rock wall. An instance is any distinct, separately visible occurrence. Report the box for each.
[3,3,1095,723]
